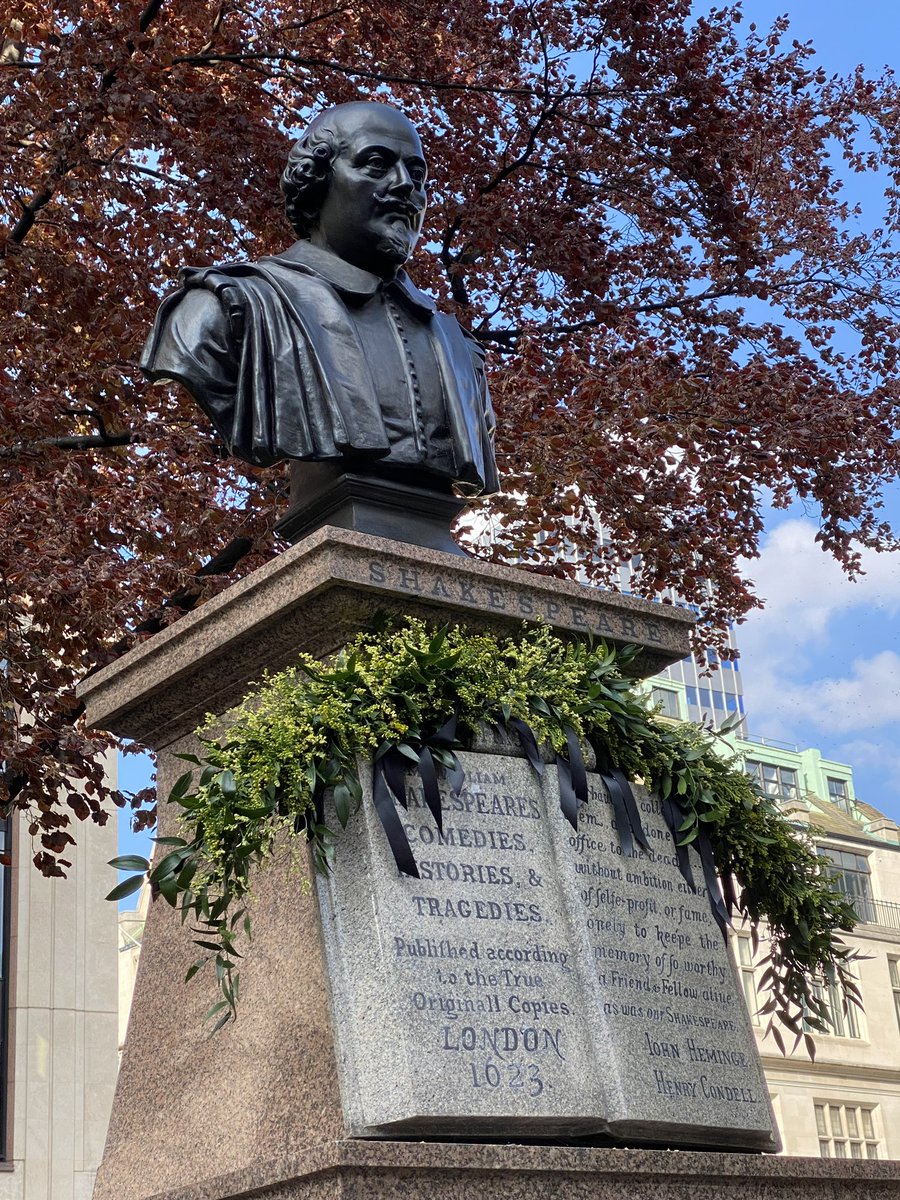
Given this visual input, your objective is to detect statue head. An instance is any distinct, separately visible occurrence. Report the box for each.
[280,101,428,279]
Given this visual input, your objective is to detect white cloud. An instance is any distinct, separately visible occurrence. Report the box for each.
[736,518,900,740]
[743,650,900,735]
[835,740,900,797]
[738,518,900,645]
[720,516,900,822]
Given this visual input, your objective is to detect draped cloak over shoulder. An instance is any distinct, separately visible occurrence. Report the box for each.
[140,240,499,497]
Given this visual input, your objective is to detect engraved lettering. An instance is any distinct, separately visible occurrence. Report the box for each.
[485,586,506,610]
[653,1069,697,1097]
[458,579,477,603]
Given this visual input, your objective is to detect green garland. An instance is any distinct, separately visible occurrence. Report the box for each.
[108,618,859,1045]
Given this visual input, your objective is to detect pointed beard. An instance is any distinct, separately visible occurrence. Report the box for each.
[375,228,413,266]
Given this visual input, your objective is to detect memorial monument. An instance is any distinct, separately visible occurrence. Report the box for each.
[80,102,898,1200]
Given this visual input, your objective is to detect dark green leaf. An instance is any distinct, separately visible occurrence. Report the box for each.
[184,957,208,983]
[169,771,194,801]
[157,874,180,906]
[149,848,190,882]
[217,769,237,799]
[108,854,150,872]
[334,782,353,828]
[105,875,144,902]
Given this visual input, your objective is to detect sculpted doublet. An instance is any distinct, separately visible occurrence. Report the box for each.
[141,240,498,496]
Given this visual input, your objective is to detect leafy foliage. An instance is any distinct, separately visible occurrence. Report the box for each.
[109,618,859,1043]
[5,1,900,871]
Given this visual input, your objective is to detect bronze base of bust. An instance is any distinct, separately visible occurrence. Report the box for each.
[275,460,469,555]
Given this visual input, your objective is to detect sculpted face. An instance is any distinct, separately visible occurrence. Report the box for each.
[308,103,428,279]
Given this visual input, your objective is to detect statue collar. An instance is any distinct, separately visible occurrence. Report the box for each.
[271,240,437,316]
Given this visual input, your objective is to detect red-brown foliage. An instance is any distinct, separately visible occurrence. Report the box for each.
[3,0,900,871]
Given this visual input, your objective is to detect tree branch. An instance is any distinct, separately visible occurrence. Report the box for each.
[8,186,55,245]
[139,0,167,34]
[478,284,744,346]
[174,50,545,98]
[4,0,170,246]
[0,433,140,457]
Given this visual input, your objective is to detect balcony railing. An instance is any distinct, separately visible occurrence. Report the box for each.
[852,898,900,931]
[743,733,801,753]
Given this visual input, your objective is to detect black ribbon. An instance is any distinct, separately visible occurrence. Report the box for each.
[605,768,636,858]
[373,751,419,878]
[591,739,650,858]
[556,757,578,830]
[380,746,409,810]
[446,752,465,798]
[508,717,544,775]
[371,721,470,877]
[565,726,588,808]
[431,714,458,749]
[417,745,443,835]
[650,787,730,939]
[660,793,696,892]
[697,829,731,937]
[556,725,588,830]
[429,716,464,802]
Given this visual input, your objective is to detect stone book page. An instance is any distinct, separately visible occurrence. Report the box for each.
[316,749,778,1149]
[548,777,774,1144]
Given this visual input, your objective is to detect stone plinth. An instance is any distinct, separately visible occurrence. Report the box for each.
[97,1141,900,1200]
[78,526,693,751]
[80,528,785,1200]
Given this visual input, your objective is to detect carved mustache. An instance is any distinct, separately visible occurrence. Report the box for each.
[374,196,424,223]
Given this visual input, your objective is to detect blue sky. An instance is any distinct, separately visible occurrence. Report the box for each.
[731,0,900,826]
[116,0,900,869]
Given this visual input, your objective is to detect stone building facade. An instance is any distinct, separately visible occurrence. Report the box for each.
[0,757,119,1199]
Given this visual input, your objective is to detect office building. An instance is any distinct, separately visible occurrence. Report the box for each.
[0,760,119,1198]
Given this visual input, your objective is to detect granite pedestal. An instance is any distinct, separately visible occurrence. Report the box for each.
[77,528,837,1200]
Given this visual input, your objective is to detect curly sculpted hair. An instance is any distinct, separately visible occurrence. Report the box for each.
[279,118,341,238]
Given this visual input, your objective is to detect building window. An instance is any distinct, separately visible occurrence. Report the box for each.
[651,687,681,719]
[889,958,900,1034]
[804,972,863,1039]
[818,848,875,923]
[827,777,852,814]
[815,1103,879,1159]
[734,936,759,1025]
[745,760,800,801]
